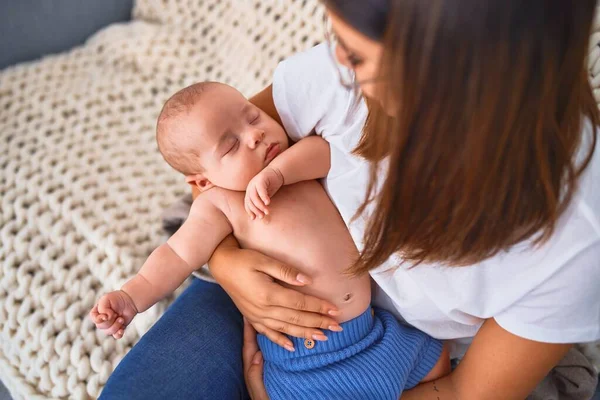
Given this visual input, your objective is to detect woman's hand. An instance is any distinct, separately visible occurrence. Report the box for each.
[400,318,572,400]
[208,235,342,351]
[243,318,269,400]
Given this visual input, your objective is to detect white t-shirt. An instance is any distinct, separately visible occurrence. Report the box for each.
[272,43,600,359]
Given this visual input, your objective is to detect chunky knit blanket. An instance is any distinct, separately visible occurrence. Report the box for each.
[0,1,599,399]
[0,1,323,398]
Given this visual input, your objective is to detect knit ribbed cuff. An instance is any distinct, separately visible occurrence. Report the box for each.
[404,335,444,389]
[258,306,374,363]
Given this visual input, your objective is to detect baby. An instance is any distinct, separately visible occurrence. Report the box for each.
[90,82,447,399]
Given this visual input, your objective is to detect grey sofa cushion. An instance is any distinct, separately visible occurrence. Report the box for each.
[0,0,133,70]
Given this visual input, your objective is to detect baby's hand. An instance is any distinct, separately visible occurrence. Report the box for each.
[245,167,284,220]
[89,290,138,339]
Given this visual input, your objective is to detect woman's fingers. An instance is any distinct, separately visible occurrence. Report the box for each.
[255,260,314,287]
[252,323,295,352]
[246,352,269,400]
[265,306,342,331]
[262,286,340,317]
[243,320,270,400]
[243,318,259,361]
[261,318,329,341]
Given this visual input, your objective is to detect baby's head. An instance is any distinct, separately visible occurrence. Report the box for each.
[156,82,288,192]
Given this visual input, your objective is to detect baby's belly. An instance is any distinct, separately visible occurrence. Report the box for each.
[227,181,371,322]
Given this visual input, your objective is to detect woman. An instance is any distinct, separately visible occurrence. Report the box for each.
[101,0,600,399]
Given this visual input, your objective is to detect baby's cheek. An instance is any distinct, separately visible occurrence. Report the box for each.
[235,164,259,188]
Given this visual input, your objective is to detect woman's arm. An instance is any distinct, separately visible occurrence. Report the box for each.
[250,84,282,126]
[401,318,572,400]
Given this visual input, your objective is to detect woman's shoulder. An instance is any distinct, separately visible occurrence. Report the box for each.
[273,43,361,141]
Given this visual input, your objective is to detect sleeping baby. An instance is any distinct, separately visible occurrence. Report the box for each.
[90,82,448,399]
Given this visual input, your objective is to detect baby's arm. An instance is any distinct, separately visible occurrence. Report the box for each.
[90,195,232,338]
[269,135,331,185]
[245,135,330,218]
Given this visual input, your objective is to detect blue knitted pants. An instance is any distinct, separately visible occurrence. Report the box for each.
[257,306,443,400]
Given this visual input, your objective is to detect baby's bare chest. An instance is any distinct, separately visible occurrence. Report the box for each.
[218,181,356,265]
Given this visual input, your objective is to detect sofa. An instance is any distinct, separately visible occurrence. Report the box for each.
[0,1,323,398]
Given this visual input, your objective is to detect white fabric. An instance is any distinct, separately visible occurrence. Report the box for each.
[0,1,325,398]
[272,43,600,360]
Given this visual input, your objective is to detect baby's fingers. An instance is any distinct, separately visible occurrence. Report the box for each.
[251,190,269,216]
[112,328,125,340]
[97,296,116,321]
[257,185,271,207]
[89,305,107,326]
[244,195,256,219]
[95,313,117,330]
[247,198,265,220]
[104,317,125,337]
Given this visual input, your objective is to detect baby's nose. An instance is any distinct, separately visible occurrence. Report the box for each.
[247,129,264,148]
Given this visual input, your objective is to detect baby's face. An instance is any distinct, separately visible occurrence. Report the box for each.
[180,85,288,190]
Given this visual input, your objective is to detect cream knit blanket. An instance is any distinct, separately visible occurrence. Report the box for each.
[0,1,599,399]
[0,1,323,398]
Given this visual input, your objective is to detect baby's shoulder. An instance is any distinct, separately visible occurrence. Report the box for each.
[190,187,240,213]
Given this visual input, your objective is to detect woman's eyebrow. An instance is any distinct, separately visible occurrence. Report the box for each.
[335,32,357,56]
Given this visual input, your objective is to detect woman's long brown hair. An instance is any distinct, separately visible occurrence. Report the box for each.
[343,0,599,274]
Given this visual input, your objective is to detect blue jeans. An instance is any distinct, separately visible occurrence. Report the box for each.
[100,279,248,400]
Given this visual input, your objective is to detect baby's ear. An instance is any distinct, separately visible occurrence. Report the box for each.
[185,174,214,192]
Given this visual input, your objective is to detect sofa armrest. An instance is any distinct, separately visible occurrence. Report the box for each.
[0,0,134,69]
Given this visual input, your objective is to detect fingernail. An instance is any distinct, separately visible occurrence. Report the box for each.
[313,334,328,341]
[284,344,295,352]
[100,316,106,321]
[328,309,341,316]
[252,352,263,364]
[117,318,124,324]
[296,274,310,284]
[329,325,343,332]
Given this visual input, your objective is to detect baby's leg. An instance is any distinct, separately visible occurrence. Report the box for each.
[421,343,451,383]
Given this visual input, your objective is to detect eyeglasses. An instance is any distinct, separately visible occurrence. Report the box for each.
[323,13,358,90]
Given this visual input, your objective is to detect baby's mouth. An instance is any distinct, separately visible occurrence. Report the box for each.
[264,143,280,163]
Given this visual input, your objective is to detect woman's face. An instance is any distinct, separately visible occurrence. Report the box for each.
[328,11,385,105]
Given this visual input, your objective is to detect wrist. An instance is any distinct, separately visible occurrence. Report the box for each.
[121,277,150,313]
[117,289,139,314]
[267,165,285,186]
